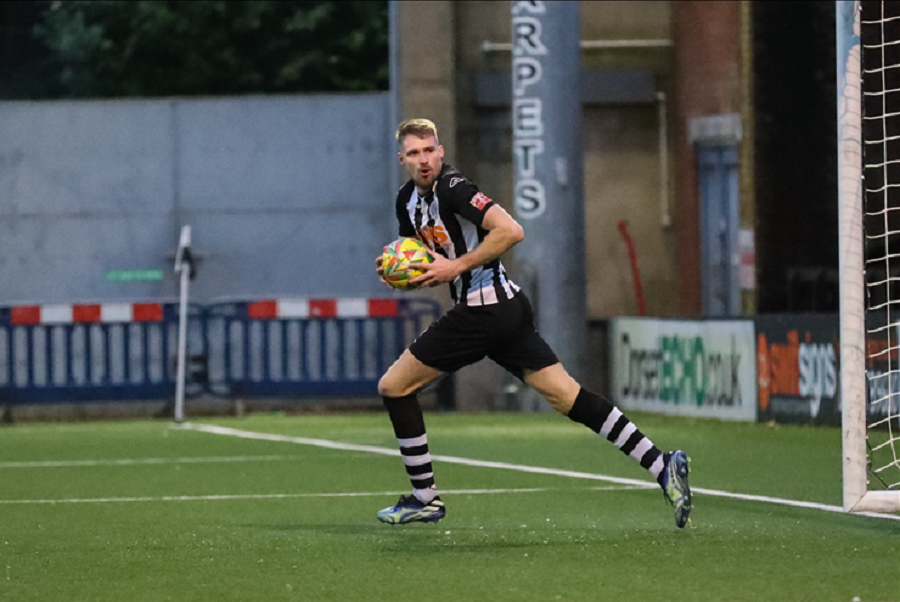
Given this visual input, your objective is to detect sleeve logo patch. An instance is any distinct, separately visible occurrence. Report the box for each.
[470,192,491,210]
[449,177,465,188]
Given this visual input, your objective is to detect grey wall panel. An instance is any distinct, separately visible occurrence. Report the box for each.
[186,210,390,300]
[0,101,174,214]
[176,95,390,212]
[0,216,175,303]
[0,94,395,305]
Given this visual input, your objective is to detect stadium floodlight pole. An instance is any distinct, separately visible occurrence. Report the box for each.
[173,225,193,424]
[510,0,587,398]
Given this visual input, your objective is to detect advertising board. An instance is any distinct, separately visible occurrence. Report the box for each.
[756,315,841,425]
[609,318,757,421]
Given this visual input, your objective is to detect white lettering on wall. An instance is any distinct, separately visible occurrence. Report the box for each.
[512,1,547,219]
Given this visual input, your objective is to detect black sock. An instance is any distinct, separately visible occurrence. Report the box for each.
[568,388,667,486]
[383,394,437,500]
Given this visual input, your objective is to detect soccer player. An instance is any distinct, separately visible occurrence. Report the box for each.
[374,118,692,528]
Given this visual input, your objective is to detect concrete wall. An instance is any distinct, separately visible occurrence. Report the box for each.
[0,94,395,305]
[397,1,457,161]
[407,0,680,319]
[398,1,752,321]
[396,1,690,407]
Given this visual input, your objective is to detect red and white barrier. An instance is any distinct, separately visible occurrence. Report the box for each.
[247,298,399,320]
[6,299,402,325]
[10,303,164,325]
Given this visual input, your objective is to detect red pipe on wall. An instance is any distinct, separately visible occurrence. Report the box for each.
[617,220,647,316]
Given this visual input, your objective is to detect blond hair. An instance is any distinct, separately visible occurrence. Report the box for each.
[396,118,439,145]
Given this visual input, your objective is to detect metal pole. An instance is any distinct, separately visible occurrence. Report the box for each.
[174,263,189,423]
[173,225,192,424]
[511,0,587,383]
[836,0,867,511]
[389,0,400,127]
[388,1,403,187]
[482,39,673,52]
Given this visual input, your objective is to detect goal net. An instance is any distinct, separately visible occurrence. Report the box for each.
[839,0,900,512]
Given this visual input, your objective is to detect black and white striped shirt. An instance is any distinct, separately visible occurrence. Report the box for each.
[395,164,521,306]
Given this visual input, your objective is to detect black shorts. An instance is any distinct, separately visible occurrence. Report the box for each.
[409,292,559,380]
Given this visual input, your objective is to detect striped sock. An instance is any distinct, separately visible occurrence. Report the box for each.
[382,394,438,503]
[567,388,667,486]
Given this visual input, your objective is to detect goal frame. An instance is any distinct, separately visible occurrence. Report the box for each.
[837,0,900,513]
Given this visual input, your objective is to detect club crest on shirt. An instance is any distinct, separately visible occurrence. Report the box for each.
[449,177,465,188]
[470,192,491,210]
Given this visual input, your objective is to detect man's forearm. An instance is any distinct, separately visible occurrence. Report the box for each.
[454,226,522,272]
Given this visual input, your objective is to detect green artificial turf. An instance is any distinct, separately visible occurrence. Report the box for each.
[0,412,897,602]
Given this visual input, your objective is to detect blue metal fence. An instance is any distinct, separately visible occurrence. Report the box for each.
[203,298,440,398]
[0,302,205,404]
[0,298,440,405]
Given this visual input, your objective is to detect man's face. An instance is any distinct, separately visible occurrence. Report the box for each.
[398,134,444,192]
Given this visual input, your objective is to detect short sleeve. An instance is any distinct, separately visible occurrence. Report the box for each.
[440,177,494,226]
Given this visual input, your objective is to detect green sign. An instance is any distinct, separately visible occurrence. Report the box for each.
[105,269,164,282]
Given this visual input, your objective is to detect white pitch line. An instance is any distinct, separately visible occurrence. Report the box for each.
[0,455,294,469]
[0,487,576,505]
[176,422,658,488]
[177,422,900,522]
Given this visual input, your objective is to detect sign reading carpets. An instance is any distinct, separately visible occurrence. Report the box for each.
[511,0,547,219]
[756,315,841,425]
[609,318,757,421]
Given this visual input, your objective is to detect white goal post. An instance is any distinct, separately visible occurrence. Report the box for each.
[838,0,900,512]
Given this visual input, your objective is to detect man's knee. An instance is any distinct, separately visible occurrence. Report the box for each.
[523,363,581,415]
[379,350,441,398]
[377,366,411,397]
[378,373,410,398]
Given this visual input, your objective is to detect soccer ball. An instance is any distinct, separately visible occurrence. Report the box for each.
[382,237,433,290]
